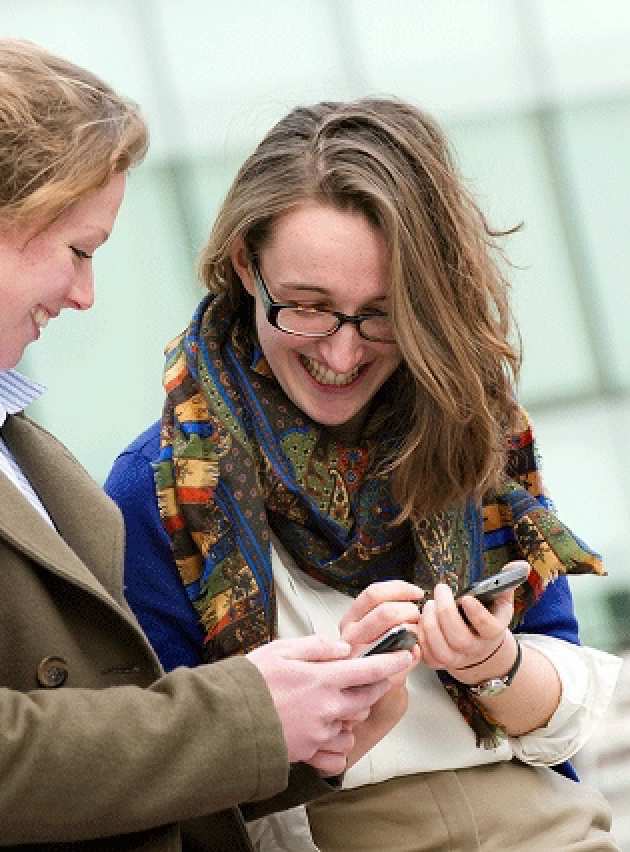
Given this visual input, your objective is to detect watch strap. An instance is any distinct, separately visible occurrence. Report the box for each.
[466,640,522,697]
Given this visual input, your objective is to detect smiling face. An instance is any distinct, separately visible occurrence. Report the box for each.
[0,171,126,370]
[231,202,402,432]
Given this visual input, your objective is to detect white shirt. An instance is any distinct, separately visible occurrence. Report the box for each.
[271,535,621,779]
[246,534,622,852]
[0,369,54,526]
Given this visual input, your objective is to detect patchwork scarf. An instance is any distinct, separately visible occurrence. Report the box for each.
[155,292,604,745]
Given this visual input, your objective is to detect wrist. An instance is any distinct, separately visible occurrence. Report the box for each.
[448,631,518,686]
[455,633,507,670]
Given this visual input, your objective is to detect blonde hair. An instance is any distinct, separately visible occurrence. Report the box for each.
[0,38,147,226]
[199,97,521,520]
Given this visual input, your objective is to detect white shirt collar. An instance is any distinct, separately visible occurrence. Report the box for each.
[0,369,46,428]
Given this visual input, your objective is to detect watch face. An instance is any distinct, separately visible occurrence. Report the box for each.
[471,678,508,697]
[468,640,523,697]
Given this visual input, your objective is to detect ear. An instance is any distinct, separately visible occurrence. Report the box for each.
[230,236,256,297]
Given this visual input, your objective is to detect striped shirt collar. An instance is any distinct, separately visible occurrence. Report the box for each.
[0,369,46,428]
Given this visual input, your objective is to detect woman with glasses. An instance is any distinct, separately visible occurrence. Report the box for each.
[107,98,621,851]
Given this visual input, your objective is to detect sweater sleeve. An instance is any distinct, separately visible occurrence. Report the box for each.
[516,574,579,645]
[105,423,205,670]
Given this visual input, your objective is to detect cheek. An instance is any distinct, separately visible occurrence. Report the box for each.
[50,255,76,293]
[369,345,401,378]
[385,351,403,374]
[22,249,72,300]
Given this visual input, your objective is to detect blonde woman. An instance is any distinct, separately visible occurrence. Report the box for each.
[108,98,621,851]
[0,45,411,852]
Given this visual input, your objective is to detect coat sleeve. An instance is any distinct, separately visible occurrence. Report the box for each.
[240,763,343,822]
[0,657,289,845]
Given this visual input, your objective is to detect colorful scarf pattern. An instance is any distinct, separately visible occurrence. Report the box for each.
[155,292,604,744]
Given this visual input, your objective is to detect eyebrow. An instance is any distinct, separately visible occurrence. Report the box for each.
[279,283,331,296]
[277,281,388,304]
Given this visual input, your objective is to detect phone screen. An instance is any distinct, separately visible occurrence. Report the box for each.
[361,627,417,657]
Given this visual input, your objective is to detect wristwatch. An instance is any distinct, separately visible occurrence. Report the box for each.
[466,641,522,697]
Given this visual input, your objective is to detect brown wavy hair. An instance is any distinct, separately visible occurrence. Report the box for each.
[199,97,521,521]
[0,38,148,226]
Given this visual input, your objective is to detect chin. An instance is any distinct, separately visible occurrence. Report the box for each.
[0,348,23,371]
[312,415,351,428]
[303,399,370,435]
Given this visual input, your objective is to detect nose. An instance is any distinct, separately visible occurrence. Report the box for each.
[65,269,95,311]
[315,323,365,374]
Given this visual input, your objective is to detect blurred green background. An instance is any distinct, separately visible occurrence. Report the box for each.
[5,0,629,656]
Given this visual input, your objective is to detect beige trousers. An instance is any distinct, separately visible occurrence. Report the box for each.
[306,761,618,852]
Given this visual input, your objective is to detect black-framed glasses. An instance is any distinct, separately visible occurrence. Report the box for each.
[252,261,395,343]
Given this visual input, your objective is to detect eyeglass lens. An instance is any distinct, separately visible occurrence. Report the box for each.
[275,307,393,341]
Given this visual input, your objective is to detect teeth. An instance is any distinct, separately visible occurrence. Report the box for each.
[32,307,50,329]
[301,356,360,386]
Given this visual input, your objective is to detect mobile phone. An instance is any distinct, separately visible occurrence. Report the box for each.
[360,626,417,657]
[457,560,530,605]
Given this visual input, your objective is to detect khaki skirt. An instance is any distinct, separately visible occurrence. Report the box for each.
[306,761,618,852]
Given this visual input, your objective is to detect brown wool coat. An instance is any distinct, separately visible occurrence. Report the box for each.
[0,414,331,851]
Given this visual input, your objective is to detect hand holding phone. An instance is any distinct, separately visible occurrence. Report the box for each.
[456,560,529,628]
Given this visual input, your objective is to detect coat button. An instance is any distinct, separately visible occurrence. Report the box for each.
[36,656,69,688]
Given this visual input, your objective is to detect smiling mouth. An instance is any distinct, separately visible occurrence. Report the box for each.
[300,355,362,386]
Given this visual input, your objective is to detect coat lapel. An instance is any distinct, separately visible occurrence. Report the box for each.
[0,414,123,606]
